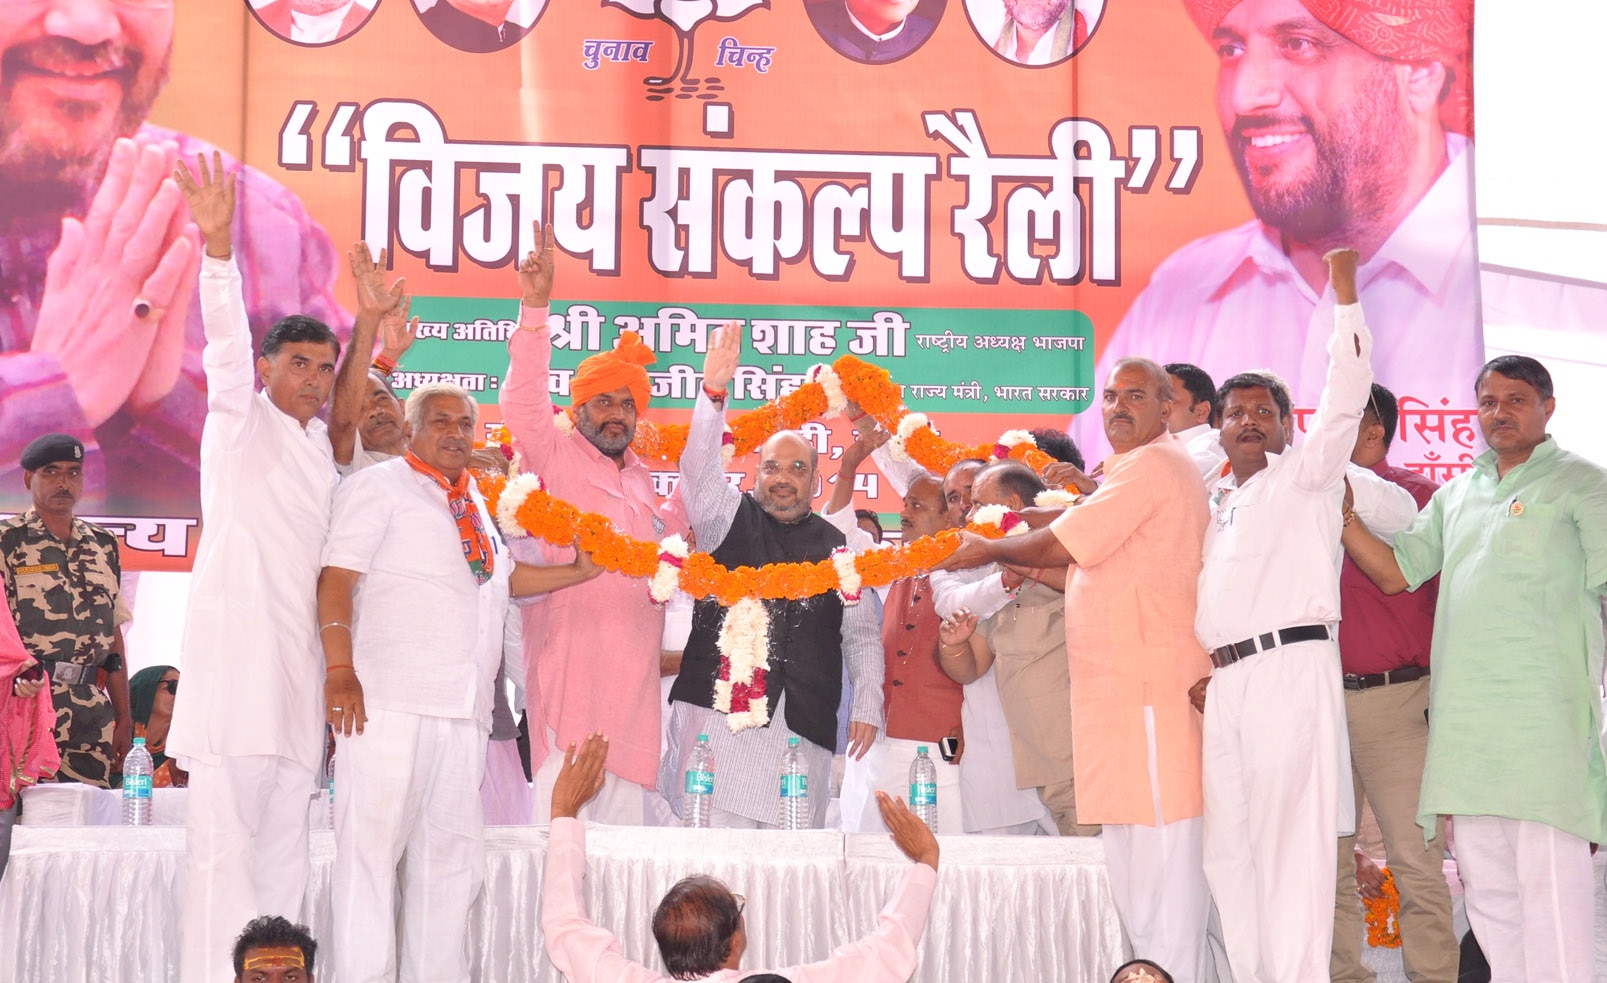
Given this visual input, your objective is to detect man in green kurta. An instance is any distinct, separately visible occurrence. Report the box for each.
[1341,355,1606,982]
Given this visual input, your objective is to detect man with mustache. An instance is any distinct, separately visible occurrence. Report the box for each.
[502,222,687,826]
[0,0,348,516]
[252,0,373,45]
[1340,356,1607,981]
[317,382,600,983]
[657,324,883,829]
[1076,0,1477,464]
[0,432,131,789]
[164,155,343,983]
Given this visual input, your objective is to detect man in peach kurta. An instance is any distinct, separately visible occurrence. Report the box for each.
[501,224,683,824]
[941,357,1211,981]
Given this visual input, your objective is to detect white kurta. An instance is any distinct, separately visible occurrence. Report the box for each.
[170,254,338,983]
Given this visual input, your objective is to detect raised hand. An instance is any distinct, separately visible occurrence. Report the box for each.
[379,303,420,364]
[517,220,557,307]
[31,138,199,426]
[702,321,742,394]
[1325,247,1359,306]
[348,242,407,320]
[840,423,889,472]
[876,790,940,869]
[173,150,236,259]
[552,732,609,819]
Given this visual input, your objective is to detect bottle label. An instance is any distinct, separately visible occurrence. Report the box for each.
[780,774,808,798]
[909,781,937,806]
[684,770,715,795]
[123,774,152,800]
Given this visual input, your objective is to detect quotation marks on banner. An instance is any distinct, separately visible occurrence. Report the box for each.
[604,0,770,94]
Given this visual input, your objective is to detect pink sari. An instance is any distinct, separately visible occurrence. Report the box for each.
[1,588,58,809]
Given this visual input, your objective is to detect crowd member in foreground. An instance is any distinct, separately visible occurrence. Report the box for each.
[545,732,940,982]
[232,915,317,983]
[1342,354,1607,981]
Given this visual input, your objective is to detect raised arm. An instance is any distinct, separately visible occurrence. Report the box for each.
[937,525,1073,575]
[501,222,563,466]
[1293,249,1374,492]
[509,547,604,597]
[680,324,744,551]
[1345,466,1417,541]
[175,152,258,437]
[329,243,408,467]
[936,609,995,685]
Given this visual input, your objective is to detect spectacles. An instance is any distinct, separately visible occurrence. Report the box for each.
[159,678,178,695]
[758,461,810,477]
[731,893,746,918]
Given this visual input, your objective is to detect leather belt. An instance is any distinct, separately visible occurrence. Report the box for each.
[43,661,102,687]
[1210,624,1332,669]
[1344,665,1429,691]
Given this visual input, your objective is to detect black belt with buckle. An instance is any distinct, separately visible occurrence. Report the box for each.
[1343,665,1429,691]
[43,660,102,687]
[1211,624,1332,669]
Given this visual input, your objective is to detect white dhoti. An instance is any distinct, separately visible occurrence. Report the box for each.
[840,735,963,834]
[1201,639,1350,983]
[332,708,489,983]
[1103,707,1210,983]
[1453,814,1596,983]
[179,754,317,983]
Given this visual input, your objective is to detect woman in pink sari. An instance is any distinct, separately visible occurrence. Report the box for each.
[1,584,59,881]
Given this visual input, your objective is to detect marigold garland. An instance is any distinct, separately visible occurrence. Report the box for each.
[1363,868,1402,948]
[615,354,1056,475]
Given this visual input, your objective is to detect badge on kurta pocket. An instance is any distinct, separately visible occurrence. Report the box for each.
[1508,498,1524,517]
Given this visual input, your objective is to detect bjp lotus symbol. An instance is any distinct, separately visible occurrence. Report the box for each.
[605,0,768,88]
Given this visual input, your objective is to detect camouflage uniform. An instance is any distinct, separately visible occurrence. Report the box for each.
[0,510,129,788]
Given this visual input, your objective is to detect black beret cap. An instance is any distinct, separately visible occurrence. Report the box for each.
[20,433,85,471]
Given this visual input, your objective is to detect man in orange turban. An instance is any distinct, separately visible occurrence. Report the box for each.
[568,330,657,457]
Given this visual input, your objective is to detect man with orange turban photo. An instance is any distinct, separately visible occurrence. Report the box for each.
[500,221,686,826]
[1077,0,1479,468]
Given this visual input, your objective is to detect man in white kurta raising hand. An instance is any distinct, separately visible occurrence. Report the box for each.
[165,154,343,983]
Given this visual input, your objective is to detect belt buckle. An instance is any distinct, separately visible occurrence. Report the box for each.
[54,662,84,685]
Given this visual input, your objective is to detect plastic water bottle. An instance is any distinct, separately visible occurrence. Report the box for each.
[683,734,715,828]
[778,736,810,830]
[909,746,938,833]
[122,737,154,826]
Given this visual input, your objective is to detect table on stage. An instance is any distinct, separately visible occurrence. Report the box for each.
[0,821,1128,983]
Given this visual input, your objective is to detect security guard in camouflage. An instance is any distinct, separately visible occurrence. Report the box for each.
[0,434,132,788]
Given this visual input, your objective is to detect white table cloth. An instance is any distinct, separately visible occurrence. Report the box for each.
[3,821,1603,983]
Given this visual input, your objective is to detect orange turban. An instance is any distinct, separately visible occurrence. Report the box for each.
[1180,0,1472,135]
[570,330,657,410]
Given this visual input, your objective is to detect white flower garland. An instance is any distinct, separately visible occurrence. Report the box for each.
[649,534,690,604]
[806,363,848,416]
[995,430,1037,454]
[888,412,930,463]
[551,405,575,437]
[970,504,1028,536]
[494,473,545,539]
[1034,488,1081,510]
[720,427,736,466]
[831,546,862,604]
[713,597,772,732]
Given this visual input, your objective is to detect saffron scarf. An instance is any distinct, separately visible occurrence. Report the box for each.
[405,451,494,585]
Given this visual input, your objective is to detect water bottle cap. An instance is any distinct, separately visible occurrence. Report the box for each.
[787,736,800,746]
[916,745,928,754]
[697,734,709,742]
[132,737,146,746]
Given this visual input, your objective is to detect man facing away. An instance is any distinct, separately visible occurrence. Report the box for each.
[1341,355,1607,982]
[941,359,1213,979]
[165,154,342,983]
[545,732,940,983]
[659,324,882,828]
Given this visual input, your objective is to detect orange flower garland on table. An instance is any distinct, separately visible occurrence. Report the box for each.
[1363,869,1402,948]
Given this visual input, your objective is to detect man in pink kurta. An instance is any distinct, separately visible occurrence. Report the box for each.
[941,357,1212,981]
[501,227,681,823]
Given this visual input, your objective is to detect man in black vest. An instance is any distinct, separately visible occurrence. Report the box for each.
[656,326,884,828]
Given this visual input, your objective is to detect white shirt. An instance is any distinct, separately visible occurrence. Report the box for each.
[288,1,356,43]
[323,457,511,722]
[1176,423,1228,481]
[1196,304,1380,650]
[335,429,395,477]
[166,255,338,772]
[1075,135,1480,464]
